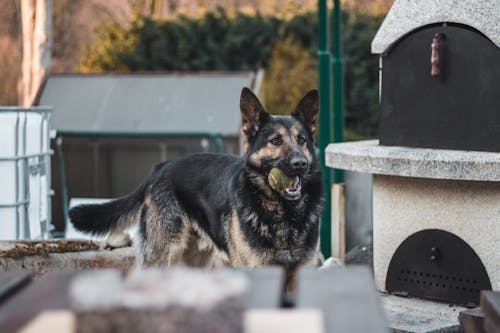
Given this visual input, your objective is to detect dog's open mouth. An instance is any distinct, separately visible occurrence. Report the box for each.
[267,168,303,201]
[283,175,302,200]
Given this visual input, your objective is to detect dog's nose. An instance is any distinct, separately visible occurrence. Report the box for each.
[290,157,308,171]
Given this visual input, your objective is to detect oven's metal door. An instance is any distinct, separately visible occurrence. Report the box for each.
[380,25,500,152]
[386,229,491,306]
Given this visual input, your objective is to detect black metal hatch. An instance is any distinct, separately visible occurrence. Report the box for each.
[386,229,492,306]
[379,24,500,152]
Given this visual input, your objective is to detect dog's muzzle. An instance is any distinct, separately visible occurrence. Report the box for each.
[282,175,302,200]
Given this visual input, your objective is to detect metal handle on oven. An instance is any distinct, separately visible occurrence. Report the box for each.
[431,33,442,77]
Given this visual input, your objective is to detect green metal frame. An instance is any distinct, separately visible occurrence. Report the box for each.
[57,130,223,153]
[331,0,345,184]
[317,0,344,258]
[55,130,224,230]
[317,0,333,258]
[55,137,69,235]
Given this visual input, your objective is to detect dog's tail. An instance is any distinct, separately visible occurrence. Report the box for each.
[68,169,154,236]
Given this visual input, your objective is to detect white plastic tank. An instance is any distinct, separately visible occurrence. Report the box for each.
[0,107,52,240]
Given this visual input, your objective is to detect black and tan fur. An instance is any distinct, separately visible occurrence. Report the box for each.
[69,88,324,283]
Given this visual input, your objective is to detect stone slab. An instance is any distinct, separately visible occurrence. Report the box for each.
[0,270,31,304]
[0,247,135,277]
[0,239,100,258]
[372,0,500,53]
[344,244,373,269]
[0,271,76,333]
[19,310,74,333]
[380,293,466,333]
[71,268,248,333]
[245,309,324,333]
[480,291,500,332]
[326,140,500,181]
[458,307,485,333]
[296,266,389,333]
[239,267,284,309]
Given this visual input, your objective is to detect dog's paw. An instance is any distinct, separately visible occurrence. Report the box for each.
[319,256,344,270]
[105,231,132,249]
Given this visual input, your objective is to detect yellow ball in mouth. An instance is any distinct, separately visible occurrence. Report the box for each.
[268,167,294,191]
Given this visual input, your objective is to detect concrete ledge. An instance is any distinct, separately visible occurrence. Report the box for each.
[326,140,500,182]
[0,247,135,278]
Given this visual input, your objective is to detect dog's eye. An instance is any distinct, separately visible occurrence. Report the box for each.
[270,137,282,146]
[297,136,306,145]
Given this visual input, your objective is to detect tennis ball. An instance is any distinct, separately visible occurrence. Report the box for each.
[268,167,293,191]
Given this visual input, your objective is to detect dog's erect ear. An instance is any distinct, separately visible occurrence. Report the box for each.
[291,90,319,136]
[240,87,269,141]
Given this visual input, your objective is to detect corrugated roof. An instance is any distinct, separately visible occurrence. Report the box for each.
[38,72,257,135]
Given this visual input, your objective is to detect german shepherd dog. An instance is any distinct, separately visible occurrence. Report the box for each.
[69,88,324,285]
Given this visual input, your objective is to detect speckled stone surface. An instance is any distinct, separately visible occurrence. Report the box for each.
[372,0,500,53]
[380,292,466,332]
[372,175,500,293]
[326,140,500,182]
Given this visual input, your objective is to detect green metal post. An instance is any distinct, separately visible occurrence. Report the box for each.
[56,137,70,233]
[331,0,345,183]
[211,133,223,153]
[317,0,332,258]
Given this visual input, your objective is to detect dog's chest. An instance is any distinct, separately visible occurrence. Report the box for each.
[239,210,313,264]
[269,221,312,263]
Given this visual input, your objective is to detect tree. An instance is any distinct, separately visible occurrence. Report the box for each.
[0,0,21,105]
[263,37,317,115]
[19,0,53,106]
[80,8,384,137]
[80,10,281,73]
[342,10,383,137]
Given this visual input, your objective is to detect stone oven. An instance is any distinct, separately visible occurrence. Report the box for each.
[376,2,500,152]
[326,0,499,307]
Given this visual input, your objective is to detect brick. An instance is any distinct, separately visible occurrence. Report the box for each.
[244,309,324,333]
[0,271,76,332]
[71,268,248,333]
[459,307,485,333]
[296,266,388,333]
[0,270,31,304]
[240,267,284,309]
[19,310,74,333]
[480,291,500,333]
